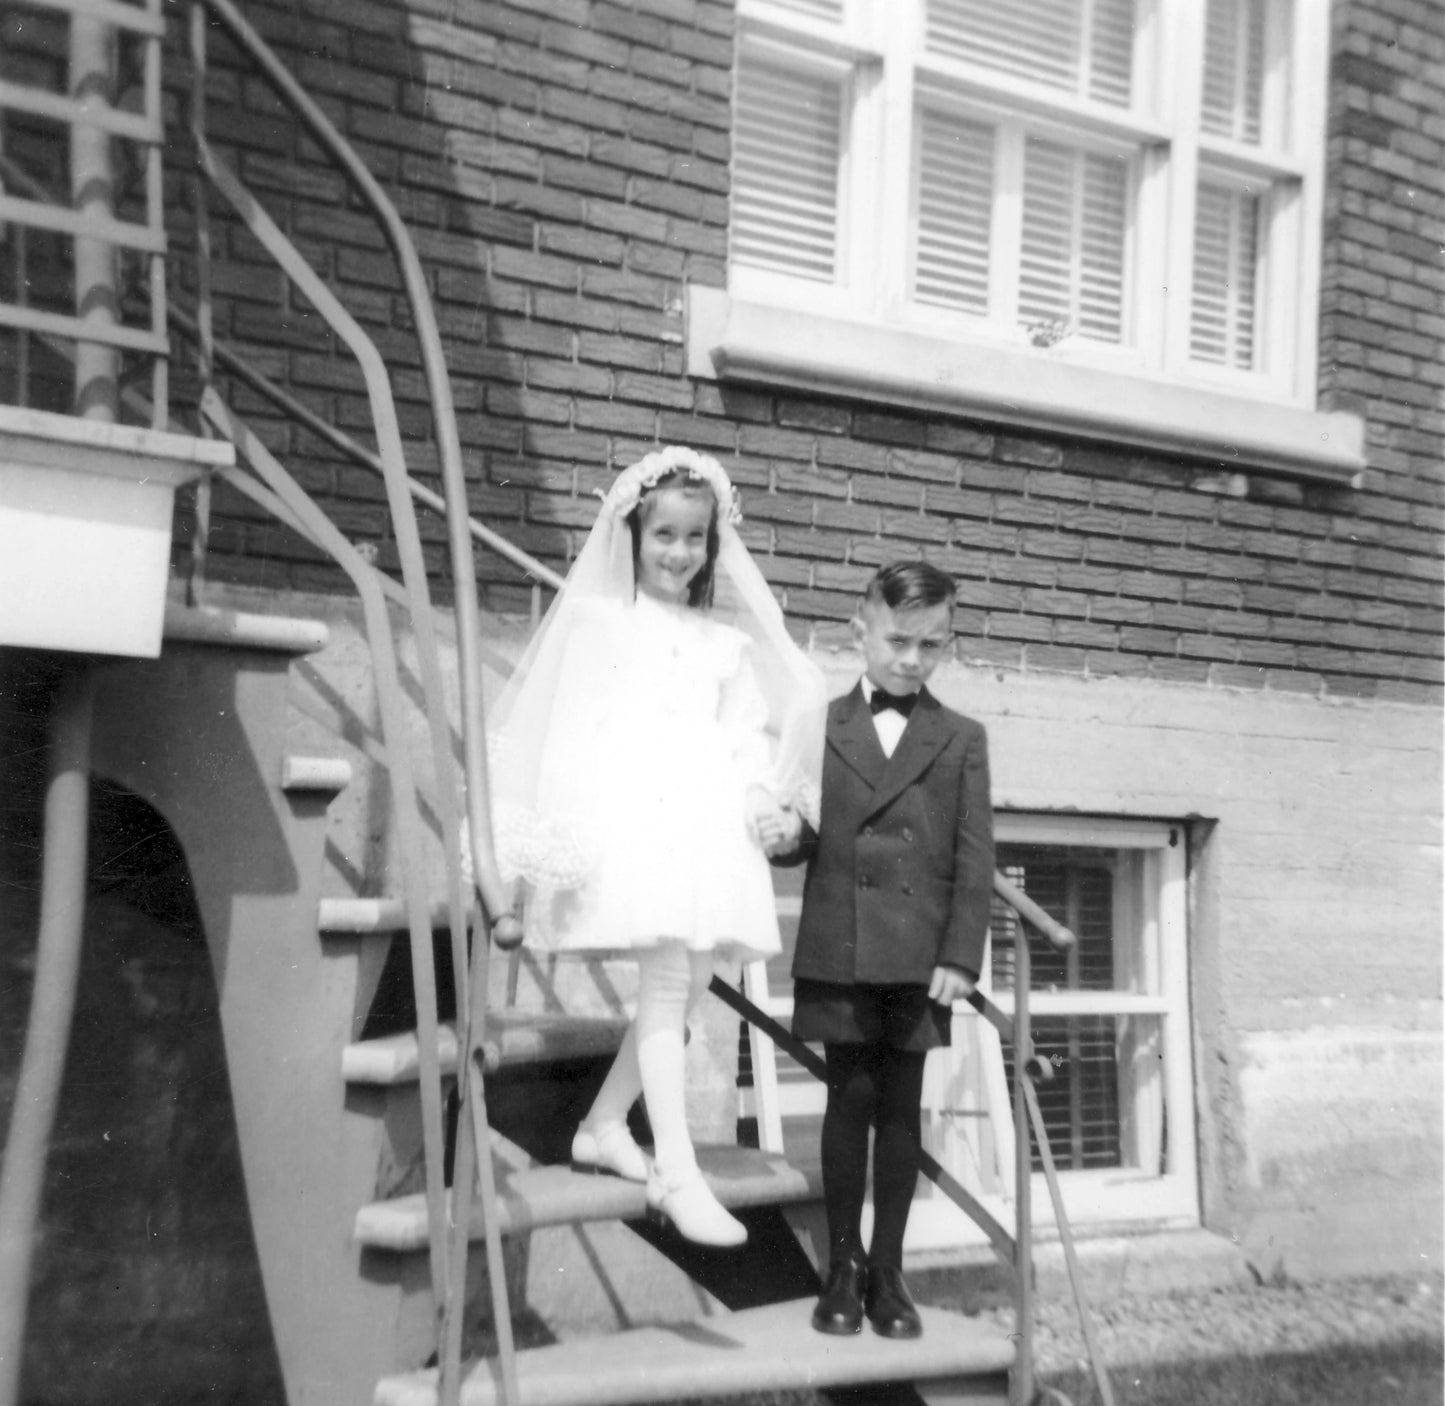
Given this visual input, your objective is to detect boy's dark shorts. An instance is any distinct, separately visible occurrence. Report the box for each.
[791,979,951,1052]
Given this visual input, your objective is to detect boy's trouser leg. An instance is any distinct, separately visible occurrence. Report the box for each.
[867,1047,927,1269]
[820,1042,880,1260]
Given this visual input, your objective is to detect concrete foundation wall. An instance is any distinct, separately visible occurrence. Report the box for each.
[912,654,1442,1280]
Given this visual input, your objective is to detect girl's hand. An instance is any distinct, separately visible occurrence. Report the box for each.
[762,803,809,855]
[745,786,794,854]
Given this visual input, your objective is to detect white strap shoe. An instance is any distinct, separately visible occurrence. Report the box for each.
[646,1166,747,1247]
[570,1122,651,1183]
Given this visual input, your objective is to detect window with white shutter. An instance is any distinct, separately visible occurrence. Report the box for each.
[1202,0,1266,144]
[731,52,844,284]
[703,0,1348,480]
[925,0,1136,108]
[1191,180,1259,369]
[739,815,1200,1249]
[1018,138,1129,345]
[912,109,994,316]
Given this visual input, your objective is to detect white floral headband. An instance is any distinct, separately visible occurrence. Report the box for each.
[601,445,743,527]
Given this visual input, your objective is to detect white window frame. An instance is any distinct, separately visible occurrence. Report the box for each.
[741,812,1199,1253]
[907,813,1198,1249]
[692,0,1362,485]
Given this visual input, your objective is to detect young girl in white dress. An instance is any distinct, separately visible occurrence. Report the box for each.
[490,446,825,1246]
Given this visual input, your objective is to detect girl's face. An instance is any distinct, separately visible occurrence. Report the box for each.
[635,486,714,604]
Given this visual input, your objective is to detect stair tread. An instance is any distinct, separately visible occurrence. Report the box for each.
[343,1012,630,1085]
[355,1144,821,1249]
[318,895,455,934]
[373,1296,1014,1406]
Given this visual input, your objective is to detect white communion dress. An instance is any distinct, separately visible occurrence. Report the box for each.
[498,592,784,962]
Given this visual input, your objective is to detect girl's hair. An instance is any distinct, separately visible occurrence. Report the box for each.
[626,470,721,608]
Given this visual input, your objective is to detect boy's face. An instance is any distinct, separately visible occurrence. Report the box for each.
[853,596,953,697]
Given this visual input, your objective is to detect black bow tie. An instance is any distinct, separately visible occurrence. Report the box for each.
[869,689,918,717]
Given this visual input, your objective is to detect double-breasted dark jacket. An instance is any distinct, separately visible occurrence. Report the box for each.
[786,683,994,986]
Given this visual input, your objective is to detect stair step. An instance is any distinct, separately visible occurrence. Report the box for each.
[317,895,455,935]
[281,754,353,795]
[373,1296,1014,1406]
[342,1012,630,1085]
[355,1144,820,1251]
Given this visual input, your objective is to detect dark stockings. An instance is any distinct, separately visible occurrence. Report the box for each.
[819,1042,928,1270]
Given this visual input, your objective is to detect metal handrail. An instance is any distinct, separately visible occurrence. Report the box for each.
[192,118,462,1305]
[163,302,566,595]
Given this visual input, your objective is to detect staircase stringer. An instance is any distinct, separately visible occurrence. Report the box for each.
[86,629,434,1406]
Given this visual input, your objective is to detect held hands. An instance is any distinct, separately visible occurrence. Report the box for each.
[928,965,976,1007]
[746,786,803,857]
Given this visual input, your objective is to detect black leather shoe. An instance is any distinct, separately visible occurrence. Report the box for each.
[864,1264,923,1338]
[811,1252,867,1335]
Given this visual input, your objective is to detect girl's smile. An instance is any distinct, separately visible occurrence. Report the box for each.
[635,487,714,603]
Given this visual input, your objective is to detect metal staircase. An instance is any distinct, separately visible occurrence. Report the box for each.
[0,6,1119,1406]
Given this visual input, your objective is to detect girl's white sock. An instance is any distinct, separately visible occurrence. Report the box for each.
[581,943,712,1180]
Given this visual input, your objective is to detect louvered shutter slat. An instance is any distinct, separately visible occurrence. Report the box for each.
[732,56,842,282]
[1201,0,1264,143]
[1019,138,1126,343]
[1190,182,1258,368]
[769,0,845,20]
[1088,0,1136,106]
[913,110,995,314]
[927,0,1134,108]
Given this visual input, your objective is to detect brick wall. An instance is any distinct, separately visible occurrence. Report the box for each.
[170,0,1441,701]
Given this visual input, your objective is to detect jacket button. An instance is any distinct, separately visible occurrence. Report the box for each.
[902,882,913,895]
[859,875,873,889]
[902,827,914,842]
[863,825,874,838]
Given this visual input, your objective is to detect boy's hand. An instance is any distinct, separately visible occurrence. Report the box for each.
[928,965,976,1007]
[766,803,803,856]
[745,786,794,854]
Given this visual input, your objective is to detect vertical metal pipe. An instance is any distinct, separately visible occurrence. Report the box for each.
[70,16,119,421]
[187,2,214,600]
[0,668,96,1406]
[1013,931,1034,1406]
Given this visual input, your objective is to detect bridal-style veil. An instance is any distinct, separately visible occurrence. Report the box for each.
[489,446,827,909]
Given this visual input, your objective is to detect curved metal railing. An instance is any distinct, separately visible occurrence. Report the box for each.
[184,4,522,1400]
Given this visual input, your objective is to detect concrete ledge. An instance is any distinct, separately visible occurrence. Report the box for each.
[914,1229,1255,1309]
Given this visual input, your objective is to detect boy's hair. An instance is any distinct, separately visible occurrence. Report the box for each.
[626,470,721,608]
[862,560,957,612]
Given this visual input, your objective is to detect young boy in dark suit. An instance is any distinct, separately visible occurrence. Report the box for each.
[778,561,994,1338]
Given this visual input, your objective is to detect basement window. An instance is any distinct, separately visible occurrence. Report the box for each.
[743,812,1199,1251]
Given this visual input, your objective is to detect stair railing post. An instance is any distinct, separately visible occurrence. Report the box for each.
[1011,924,1035,1406]
[186,0,215,603]
[70,13,119,422]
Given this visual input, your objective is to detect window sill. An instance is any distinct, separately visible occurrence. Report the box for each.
[686,286,1365,487]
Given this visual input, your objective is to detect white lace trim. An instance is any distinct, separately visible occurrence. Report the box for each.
[600,445,743,526]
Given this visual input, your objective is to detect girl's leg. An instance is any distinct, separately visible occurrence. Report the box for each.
[634,943,712,1179]
[866,1047,928,1269]
[819,1042,881,1262]
[581,944,712,1151]
[632,944,746,1246]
